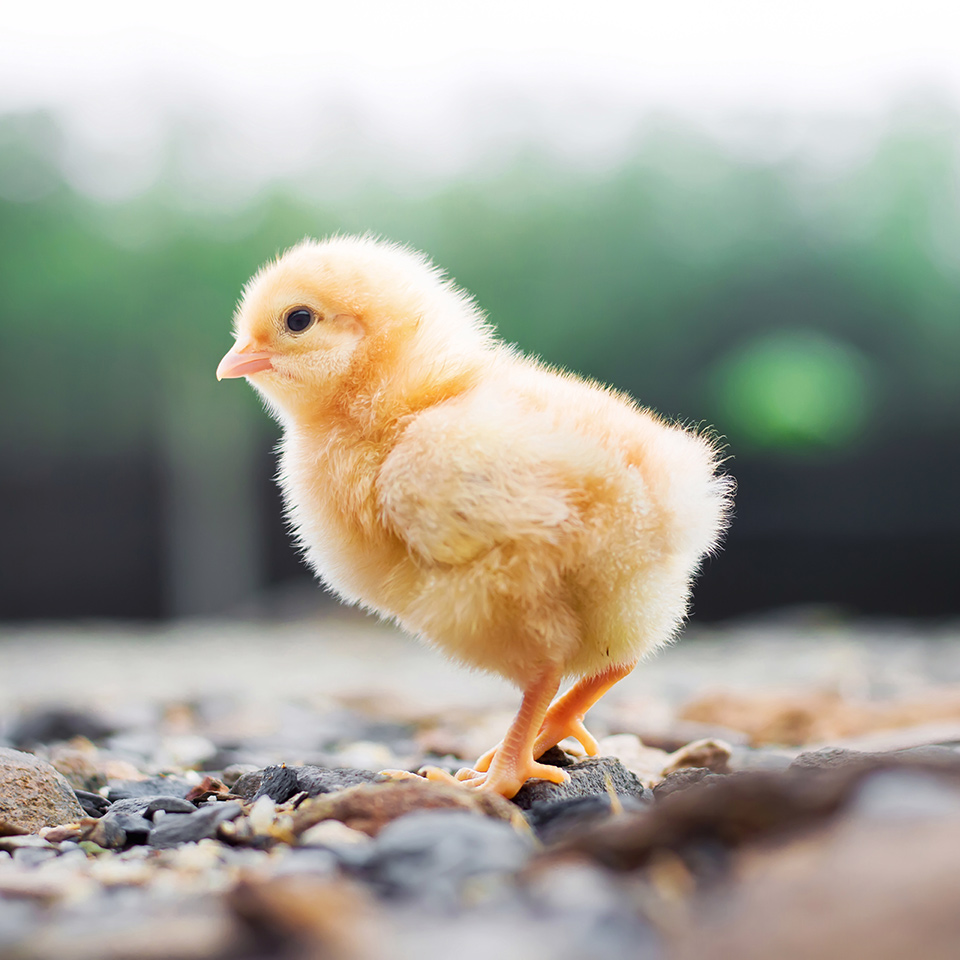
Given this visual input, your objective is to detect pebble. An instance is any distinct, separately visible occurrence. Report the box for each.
[351,810,534,908]
[0,835,58,853]
[849,768,960,821]
[523,862,661,960]
[106,777,194,801]
[4,625,960,960]
[0,747,86,832]
[790,744,960,773]
[13,846,60,866]
[74,790,112,818]
[299,819,372,848]
[653,767,723,800]
[148,802,244,849]
[233,763,382,803]
[525,795,648,845]
[89,800,154,848]
[291,778,521,838]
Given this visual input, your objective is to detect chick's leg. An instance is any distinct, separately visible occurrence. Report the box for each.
[527,661,637,760]
[472,662,636,772]
[471,662,637,773]
[427,667,566,799]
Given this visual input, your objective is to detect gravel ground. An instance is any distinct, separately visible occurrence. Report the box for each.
[2,610,960,960]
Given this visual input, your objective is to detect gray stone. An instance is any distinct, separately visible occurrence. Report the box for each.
[87,795,197,848]
[512,756,650,810]
[295,765,382,798]
[850,769,960,821]
[523,862,661,959]
[654,767,724,800]
[148,801,243,848]
[0,835,57,853]
[0,747,85,833]
[790,745,960,774]
[231,764,381,803]
[221,763,260,786]
[353,810,534,907]
[74,789,111,818]
[727,747,796,773]
[525,794,649,844]
[789,747,870,771]
[12,846,59,866]
[106,776,194,801]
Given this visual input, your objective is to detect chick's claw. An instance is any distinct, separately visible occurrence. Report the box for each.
[532,716,600,760]
[472,744,500,774]
[378,768,426,782]
[417,765,476,787]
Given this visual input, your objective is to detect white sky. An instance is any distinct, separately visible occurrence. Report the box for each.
[2,1,959,198]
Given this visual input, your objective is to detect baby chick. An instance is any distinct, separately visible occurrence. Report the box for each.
[217,236,732,798]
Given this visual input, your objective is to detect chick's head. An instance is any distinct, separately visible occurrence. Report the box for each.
[217,235,491,421]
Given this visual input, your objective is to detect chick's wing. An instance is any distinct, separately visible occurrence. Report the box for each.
[376,401,598,567]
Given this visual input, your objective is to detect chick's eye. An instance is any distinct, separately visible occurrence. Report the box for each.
[285,308,314,333]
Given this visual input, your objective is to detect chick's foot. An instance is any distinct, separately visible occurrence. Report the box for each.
[472,755,570,798]
[419,667,568,798]
[420,759,568,798]
[472,724,593,773]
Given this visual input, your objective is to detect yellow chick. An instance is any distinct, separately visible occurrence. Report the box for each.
[217,236,732,798]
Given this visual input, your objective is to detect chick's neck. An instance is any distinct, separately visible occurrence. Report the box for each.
[295,331,493,449]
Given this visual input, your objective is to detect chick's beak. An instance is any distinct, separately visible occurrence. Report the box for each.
[216,345,274,380]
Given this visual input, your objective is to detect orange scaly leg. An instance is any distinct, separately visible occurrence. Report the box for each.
[531,660,637,759]
[473,661,638,772]
[422,667,566,799]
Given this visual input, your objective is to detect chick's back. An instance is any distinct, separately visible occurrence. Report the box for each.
[369,355,730,684]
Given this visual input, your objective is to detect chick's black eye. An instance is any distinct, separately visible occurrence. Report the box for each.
[285,308,313,333]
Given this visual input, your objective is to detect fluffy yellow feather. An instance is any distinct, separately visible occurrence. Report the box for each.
[218,235,732,797]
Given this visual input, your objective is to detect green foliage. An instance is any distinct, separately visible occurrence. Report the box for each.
[1,109,958,462]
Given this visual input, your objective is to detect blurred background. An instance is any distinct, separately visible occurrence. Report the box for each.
[1,0,958,625]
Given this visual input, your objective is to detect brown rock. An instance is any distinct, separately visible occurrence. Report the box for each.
[672,815,960,960]
[0,820,29,837]
[291,778,524,838]
[0,747,86,833]
[549,768,853,873]
[184,776,231,803]
[43,736,146,792]
[662,738,732,777]
[231,876,376,960]
[679,689,960,748]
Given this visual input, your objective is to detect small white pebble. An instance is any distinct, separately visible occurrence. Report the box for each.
[299,820,371,847]
[248,795,277,834]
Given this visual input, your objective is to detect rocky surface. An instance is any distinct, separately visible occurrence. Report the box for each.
[1,616,960,958]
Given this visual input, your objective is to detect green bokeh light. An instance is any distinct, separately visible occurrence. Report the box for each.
[711,330,874,450]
